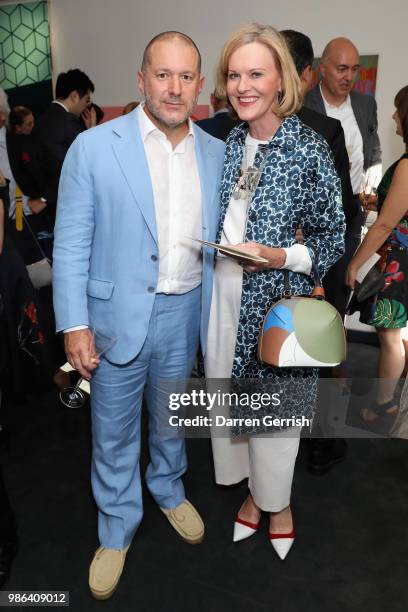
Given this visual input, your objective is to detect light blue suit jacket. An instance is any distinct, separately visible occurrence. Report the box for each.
[52,109,225,364]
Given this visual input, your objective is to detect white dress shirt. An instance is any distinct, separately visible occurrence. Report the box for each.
[52,100,69,112]
[64,105,203,333]
[320,86,364,195]
[138,105,203,294]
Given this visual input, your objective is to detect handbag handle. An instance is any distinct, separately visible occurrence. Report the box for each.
[22,213,49,261]
[283,260,325,300]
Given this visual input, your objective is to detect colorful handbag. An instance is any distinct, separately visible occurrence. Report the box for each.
[258,265,346,368]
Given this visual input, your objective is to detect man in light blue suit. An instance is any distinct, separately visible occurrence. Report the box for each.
[53,31,225,600]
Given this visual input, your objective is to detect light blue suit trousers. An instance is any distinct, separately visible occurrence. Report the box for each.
[90,287,201,549]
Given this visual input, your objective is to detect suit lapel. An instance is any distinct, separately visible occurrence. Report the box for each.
[194,126,216,241]
[112,112,157,244]
[313,86,326,115]
[350,92,365,135]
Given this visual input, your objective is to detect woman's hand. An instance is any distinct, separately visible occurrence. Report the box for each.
[345,262,358,290]
[28,198,47,214]
[234,242,286,273]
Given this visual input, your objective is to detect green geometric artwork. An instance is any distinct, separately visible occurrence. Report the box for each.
[0,1,51,89]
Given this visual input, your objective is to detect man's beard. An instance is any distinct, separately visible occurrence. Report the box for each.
[144,92,196,129]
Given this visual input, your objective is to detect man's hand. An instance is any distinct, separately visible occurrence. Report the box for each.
[28,198,47,214]
[359,192,378,213]
[64,328,100,379]
[233,242,286,273]
[82,106,97,129]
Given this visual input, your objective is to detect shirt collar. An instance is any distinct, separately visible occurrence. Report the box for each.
[320,83,350,110]
[138,102,195,144]
[233,115,300,151]
[214,108,230,116]
[53,100,69,112]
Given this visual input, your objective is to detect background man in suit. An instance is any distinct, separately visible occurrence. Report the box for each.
[304,37,382,261]
[53,31,225,600]
[32,69,96,225]
[282,30,355,472]
[196,90,236,141]
[282,30,355,318]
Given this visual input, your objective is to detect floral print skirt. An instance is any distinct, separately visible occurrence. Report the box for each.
[0,238,53,398]
[358,246,408,329]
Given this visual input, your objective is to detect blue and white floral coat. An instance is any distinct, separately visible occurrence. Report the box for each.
[217,115,345,433]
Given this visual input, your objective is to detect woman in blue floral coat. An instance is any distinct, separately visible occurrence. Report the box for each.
[204,24,345,559]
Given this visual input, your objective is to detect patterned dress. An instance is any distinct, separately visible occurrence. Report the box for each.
[206,116,345,434]
[358,153,408,329]
[0,182,53,399]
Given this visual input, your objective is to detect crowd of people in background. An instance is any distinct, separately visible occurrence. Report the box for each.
[0,22,407,598]
[0,70,141,404]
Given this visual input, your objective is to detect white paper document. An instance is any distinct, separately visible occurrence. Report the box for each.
[190,238,268,263]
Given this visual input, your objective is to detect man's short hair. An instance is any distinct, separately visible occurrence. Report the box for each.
[55,69,95,99]
[281,30,314,77]
[141,31,201,73]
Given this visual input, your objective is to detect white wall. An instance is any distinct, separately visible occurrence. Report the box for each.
[49,0,408,168]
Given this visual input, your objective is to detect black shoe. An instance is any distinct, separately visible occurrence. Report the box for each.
[307,439,347,474]
[0,538,18,588]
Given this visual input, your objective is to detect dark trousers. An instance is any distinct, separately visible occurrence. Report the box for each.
[0,391,16,542]
[324,199,363,319]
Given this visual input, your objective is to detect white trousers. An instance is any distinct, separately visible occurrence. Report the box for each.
[211,433,300,512]
[205,257,300,512]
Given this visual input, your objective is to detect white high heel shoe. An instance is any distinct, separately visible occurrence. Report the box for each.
[233,515,261,542]
[268,528,295,560]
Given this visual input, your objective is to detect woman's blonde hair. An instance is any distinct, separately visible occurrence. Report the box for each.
[215,23,302,119]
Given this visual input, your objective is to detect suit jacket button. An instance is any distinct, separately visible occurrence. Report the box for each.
[151,255,158,261]
[148,286,155,293]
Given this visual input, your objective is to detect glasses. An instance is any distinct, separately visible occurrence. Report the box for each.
[59,328,117,409]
